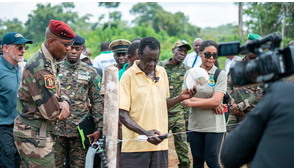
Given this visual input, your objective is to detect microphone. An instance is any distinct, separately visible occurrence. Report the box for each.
[155,77,160,83]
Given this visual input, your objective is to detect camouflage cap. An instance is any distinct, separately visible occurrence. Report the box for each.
[172,40,191,50]
[109,39,131,53]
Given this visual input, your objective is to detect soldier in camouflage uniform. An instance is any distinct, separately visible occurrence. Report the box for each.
[13,20,74,168]
[158,40,191,168]
[227,33,263,132]
[53,34,103,167]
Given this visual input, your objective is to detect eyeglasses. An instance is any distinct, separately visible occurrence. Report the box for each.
[51,38,74,48]
[201,51,218,59]
[12,45,29,51]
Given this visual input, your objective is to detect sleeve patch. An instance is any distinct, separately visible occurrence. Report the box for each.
[44,75,56,89]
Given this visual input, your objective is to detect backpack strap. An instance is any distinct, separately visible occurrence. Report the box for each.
[214,68,232,104]
[214,68,222,83]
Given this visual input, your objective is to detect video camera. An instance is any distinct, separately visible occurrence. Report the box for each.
[218,33,294,86]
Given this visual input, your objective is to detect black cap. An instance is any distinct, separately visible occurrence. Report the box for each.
[73,34,85,45]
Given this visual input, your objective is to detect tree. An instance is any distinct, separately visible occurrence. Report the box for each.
[243,2,294,40]
[24,3,79,42]
[130,2,201,37]
[98,2,120,29]
[0,18,26,37]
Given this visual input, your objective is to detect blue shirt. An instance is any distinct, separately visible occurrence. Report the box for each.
[0,55,22,125]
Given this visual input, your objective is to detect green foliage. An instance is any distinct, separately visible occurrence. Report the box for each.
[130,2,202,38]
[0,18,26,37]
[1,2,293,64]
[24,3,79,43]
[98,2,120,8]
[243,2,294,41]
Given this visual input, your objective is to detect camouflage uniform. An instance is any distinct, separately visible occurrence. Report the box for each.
[227,56,263,132]
[53,60,103,167]
[13,44,70,168]
[158,59,191,168]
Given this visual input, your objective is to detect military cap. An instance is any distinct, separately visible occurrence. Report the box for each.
[80,53,89,60]
[73,34,85,45]
[48,19,75,40]
[2,32,33,47]
[172,40,191,50]
[109,39,131,53]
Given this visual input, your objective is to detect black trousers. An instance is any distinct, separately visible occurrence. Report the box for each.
[189,132,223,168]
[0,126,20,168]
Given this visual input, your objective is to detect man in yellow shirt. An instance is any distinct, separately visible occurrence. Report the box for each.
[119,36,196,168]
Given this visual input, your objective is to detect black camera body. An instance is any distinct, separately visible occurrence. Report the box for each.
[218,33,294,86]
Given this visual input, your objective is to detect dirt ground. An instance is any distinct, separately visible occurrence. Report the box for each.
[168,135,247,168]
[168,135,204,168]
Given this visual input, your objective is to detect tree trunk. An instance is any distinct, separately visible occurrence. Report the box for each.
[238,2,243,39]
[102,66,119,168]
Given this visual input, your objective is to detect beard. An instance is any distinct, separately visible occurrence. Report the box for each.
[11,54,24,62]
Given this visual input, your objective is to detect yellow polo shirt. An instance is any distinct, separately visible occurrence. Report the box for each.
[119,60,170,152]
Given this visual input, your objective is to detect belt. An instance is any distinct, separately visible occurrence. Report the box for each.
[18,115,55,147]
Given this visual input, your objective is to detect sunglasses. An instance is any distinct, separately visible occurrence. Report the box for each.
[51,38,74,48]
[201,51,218,59]
[14,45,29,51]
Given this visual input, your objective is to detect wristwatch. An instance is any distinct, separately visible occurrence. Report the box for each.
[60,96,71,105]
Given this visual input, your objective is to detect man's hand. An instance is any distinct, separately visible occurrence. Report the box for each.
[57,101,70,121]
[87,130,101,143]
[145,129,164,146]
[181,85,197,100]
[230,104,245,116]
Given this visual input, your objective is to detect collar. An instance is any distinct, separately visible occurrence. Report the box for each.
[0,55,18,70]
[123,63,129,70]
[41,43,54,63]
[63,59,80,69]
[207,65,217,75]
[132,60,160,77]
[101,51,113,54]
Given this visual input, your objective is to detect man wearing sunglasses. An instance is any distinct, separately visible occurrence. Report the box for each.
[0,32,32,168]
[13,20,75,167]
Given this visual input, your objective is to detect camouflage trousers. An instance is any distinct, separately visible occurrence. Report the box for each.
[53,136,87,168]
[13,117,55,168]
[169,115,190,168]
[226,114,246,132]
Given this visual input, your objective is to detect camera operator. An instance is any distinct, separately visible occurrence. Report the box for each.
[226,33,263,132]
[220,33,294,168]
[221,80,294,168]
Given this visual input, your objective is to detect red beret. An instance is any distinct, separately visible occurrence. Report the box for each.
[48,19,76,40]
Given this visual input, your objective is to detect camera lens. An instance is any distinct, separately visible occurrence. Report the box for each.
[244,59,259,83]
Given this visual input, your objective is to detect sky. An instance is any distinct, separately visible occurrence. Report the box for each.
[0,2,239,28]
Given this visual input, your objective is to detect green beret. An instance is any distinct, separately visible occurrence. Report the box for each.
[247,33,262,40]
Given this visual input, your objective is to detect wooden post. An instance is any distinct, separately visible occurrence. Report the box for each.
[102,66,119,168]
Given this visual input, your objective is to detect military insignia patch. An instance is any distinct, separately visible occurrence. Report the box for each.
[44,75,56,89]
